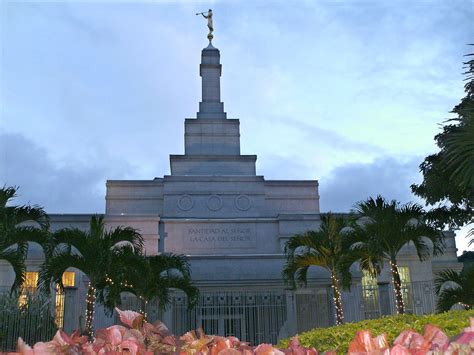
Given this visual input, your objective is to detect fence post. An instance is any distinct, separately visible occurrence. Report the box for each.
[162,298,174,330]
[284,290,297,337]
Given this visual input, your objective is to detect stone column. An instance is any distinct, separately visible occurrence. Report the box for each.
[63,288,78,333]
[162,295,174,331]
[285,290,297,336]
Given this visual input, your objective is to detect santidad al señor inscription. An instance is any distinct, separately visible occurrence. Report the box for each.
[185,223,257,249]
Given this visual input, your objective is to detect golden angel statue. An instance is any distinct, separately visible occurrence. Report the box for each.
[196,9,214,41]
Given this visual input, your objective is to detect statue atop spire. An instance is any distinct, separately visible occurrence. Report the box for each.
[196,9,214,41]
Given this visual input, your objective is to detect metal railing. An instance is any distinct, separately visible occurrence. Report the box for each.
[171,290,288,346]
[0,291,58,352]
[359,281,437,319]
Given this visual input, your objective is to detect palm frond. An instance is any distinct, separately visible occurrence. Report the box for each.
[437,288,468,312]
[12,205,49,230]
[38,252,86,295]
[0,248,26,292]
[89,215,106,239]
[148,253,192,278]
[159,275,199,310]
[434,269,463,294]
[107,226,144,254]
[467,225,474,246]
[52,228,88,256]
[352,196,444,272]
[294,266,310,287]
[434,267,474,312]
[283,213,355,290]
[0,185,18,207]
[9,226,53,258]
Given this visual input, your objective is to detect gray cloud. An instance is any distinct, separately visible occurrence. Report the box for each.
[319,156,424,212]
[0,132,134,213]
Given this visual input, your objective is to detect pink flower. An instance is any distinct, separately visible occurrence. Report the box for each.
[217,349,243,355]
[93,324,144,354]
[389,344,410,355]
[254,343,285,354]
[210,336,232,354]
[393,330,430,355]
[115,307,144,329]
[448,317,474,352]
[282,336,318,355]
[16,330,93,355]
[348,330,389,355]
[14,338,34,355]
[423,324,449,351]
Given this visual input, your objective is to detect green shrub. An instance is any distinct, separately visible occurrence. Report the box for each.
[278,310,474,354]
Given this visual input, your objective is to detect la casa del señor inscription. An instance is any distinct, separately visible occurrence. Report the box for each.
[185,225,257,249]
[189,227,252,242]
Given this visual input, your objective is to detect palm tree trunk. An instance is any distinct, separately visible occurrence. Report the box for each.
[390,259,405,314]
[331,272,344,326]
[84,283,96,340]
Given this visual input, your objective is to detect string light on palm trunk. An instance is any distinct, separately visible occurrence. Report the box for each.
[85,282,97,340]
[331,273,344,326]
[138,296,148,319]
[390,261,405,314]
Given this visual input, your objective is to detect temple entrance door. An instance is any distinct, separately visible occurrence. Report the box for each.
[199,309,246,339]
[223,314,245,338]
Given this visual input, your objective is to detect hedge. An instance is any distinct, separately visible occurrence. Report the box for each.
[278,310,474,354]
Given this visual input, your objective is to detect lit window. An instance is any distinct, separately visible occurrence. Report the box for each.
[398,266,411,284]
[398,266,412,312]
[55,271,75,328]
[62,271,75,287]
[24,271,38,289]
[18,272,38,307]
[362,270,378,289]
[361,270,380,319]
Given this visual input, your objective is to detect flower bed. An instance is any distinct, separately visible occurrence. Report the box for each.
[9,308,474,354]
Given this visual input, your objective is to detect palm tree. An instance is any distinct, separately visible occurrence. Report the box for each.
[411,50,474,245]
[434,267,474,312]
[352,196,445,314]
[0,186,50,292]
[38,215,143,338]
[283,213,355,326]
[439,50,474,195]
[97,247,199,319]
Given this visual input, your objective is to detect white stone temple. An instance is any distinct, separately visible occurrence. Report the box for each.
[0,40,462,345]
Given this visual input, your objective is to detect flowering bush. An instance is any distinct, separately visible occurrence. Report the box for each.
[9,309,474,354]
[279,310,474,353]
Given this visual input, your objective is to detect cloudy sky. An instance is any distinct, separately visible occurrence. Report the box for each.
[0,0,472,253]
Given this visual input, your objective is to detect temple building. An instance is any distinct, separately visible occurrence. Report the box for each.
[1,39,462,344]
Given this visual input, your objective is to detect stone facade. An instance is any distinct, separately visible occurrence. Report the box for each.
[103,43,322,294]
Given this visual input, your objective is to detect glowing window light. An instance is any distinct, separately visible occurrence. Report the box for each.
[398,266,412,311]
[361,270,381,318]
[54,271,75,328]
[62,271,75,287]
[18,272,38,307]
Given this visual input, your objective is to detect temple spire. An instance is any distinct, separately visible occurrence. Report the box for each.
[196,42,226,119]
